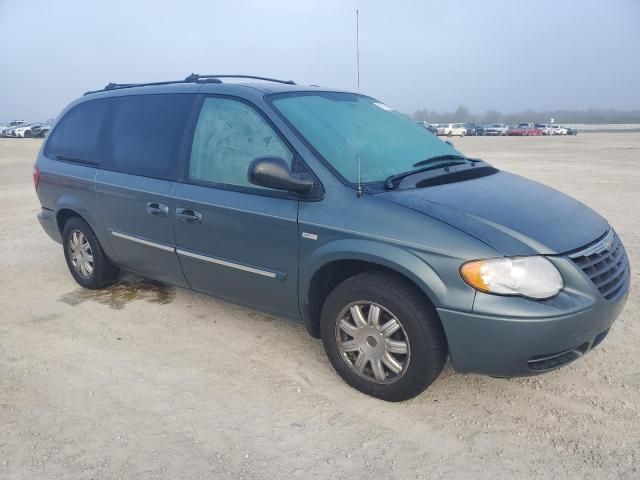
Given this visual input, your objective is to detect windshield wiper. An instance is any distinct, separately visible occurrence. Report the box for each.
[55,155,98,166]
[412,154,472,168]
[384,158,474,190]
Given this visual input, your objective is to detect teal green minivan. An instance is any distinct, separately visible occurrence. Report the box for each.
[35,75,630,401]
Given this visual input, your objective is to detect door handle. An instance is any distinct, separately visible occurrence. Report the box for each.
[176,208,202,224]
[146,202,169,217]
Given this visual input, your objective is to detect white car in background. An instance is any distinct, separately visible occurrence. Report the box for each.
[483,123,509,136]
[550,125,568,135]
[12,123,37,137]
[436,123,466,137]
[0,120,28,136]
[535,123,552,135]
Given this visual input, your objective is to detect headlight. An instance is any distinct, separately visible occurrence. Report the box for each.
[460,256,563,299]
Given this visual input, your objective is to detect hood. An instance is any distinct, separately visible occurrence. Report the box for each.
[378,170,608,256]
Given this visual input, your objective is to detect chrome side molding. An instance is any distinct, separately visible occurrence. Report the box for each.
[110,230,282,279]
[111,230,174,252]
[176,248,278,279]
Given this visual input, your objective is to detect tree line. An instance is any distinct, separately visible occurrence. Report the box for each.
[412,106,640,124]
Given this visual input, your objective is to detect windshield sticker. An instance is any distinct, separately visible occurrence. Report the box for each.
[373,102,395,111]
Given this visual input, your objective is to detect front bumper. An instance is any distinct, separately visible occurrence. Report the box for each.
[438,288,628,377]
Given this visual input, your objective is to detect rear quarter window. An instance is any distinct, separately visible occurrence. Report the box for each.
[101,94,194,180]
[44,99,109,163]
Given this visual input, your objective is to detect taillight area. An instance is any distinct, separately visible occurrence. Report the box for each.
[33,165,41,191]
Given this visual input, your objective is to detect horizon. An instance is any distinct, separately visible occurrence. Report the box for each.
[4,105,640,126]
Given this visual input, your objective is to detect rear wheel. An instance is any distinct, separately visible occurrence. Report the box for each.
[320,271,447,401]
[62,216,119,289]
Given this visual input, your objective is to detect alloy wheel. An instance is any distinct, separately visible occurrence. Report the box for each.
[335,301,411,384]
[68,230,94,278]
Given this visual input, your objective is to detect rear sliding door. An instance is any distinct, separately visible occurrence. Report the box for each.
[95,93,195,287]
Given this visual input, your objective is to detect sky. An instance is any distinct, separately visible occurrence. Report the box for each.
[1,0,639,120]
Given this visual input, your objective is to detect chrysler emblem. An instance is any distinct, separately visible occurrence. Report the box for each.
[601,234,614,252]
[594,230,615,255]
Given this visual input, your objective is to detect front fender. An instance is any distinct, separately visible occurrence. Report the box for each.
[299,238,476,336]
[302,238,447,305]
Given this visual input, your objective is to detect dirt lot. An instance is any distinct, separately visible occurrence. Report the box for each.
[0,134,638,479]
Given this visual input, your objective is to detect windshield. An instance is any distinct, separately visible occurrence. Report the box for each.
[270,92,459,184]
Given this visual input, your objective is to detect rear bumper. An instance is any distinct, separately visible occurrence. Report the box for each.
[37,207,61,243]
[438,290,628,377]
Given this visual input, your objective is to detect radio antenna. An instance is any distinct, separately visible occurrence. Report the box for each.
[355,10,363,197]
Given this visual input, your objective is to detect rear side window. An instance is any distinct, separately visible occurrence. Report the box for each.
[45,99,109,163]
[102,94,194,180]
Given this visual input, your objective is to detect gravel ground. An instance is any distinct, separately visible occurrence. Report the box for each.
[0,134,638,479]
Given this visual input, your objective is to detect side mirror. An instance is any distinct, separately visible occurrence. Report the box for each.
[247,156,314,194]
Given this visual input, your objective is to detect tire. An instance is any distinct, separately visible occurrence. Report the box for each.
[320,271,447,402]
[62,216,119,289]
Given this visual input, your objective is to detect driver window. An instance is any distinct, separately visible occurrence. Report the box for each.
[189,97,293,189]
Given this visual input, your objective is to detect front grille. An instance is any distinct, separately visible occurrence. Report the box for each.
[569,230,630,300]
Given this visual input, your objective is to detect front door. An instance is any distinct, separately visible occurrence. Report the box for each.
[173,96,301,319]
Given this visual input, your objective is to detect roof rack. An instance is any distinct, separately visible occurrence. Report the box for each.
[184,74,296,85]
[84,73,296,95]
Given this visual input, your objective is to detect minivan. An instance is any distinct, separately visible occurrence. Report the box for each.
[35,74,630,401]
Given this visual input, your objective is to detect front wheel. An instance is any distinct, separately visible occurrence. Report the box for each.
[320,271,447,401]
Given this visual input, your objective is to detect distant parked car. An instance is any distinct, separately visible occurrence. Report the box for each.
[565,127,578,136]
[436,123,466,137]
[464,123,484,136]
[2,125,23,137]
[12,122,40,138]
[514,123,544,136]
[31,120,54,138]
[550,125,568,135]
[534,123,552,135]
[416,121,438,135]
[483,124,508,136]
[0,120,28,136]
[508,125,526,136]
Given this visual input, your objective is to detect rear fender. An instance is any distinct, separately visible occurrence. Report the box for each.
[54,196,116,259]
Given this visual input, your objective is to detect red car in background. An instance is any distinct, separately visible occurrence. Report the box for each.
[508,123,544,136]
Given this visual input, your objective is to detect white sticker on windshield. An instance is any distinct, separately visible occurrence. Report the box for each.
[373,102,395,111]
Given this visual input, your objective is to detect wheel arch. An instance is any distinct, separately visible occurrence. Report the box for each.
[54,197,100,236]
[300,240,447,338]
[56,207,81,235]
[53,197,116,260]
